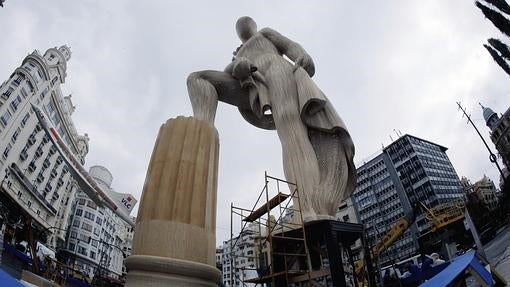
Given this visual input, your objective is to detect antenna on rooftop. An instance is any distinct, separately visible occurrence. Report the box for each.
[393,129,400,139]
[456,101,505,178]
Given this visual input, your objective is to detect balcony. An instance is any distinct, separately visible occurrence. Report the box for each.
[9,163,57,215]
[19,152,28,161]
[42,160,51,169]
[27,163,36,173]
[27,136,36,146]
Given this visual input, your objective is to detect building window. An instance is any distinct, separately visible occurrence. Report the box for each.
[1,87,14,101]
[26,80,34,92]
[87,201,97,210]
[90,251,96,260]
[73,220,80,227]
[78,246,87,256]
[11,127,21,143]
[47,102,55,115]
[82,222,93,232]
[96,217,102,225]
[57,126,65,137]
[13,73,25,86]
[70,231,77,239]
[10,95,22,111]
[3,143,12,159]
[0,110,12,128]
[78,198,86,205]
[20,87,28,99]
[40,87,49,100]
[79,234,89,242]
[27,62,36,70]
[21,112,30,127]
[36,173,45,184]
[76,208,83,216]
[84,211,95,221]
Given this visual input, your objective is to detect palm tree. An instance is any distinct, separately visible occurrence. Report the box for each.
[476,0,510,76]
[484,43,510,75]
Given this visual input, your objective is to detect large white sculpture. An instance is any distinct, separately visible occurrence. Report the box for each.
[187,16,356,221]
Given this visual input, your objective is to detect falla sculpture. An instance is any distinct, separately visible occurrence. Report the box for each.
[125,16,356,287]
[188,16,356,221]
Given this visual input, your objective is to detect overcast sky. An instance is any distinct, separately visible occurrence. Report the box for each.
[0,1,508,244]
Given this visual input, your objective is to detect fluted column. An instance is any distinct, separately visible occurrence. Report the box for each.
[125,116,221,287]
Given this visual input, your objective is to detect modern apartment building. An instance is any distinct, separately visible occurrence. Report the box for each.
[220,223,259,287]
[352,134,465,264]
[64,165,136,281]
[0,46,89,250]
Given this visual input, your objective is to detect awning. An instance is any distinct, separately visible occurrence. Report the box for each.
[0,267,26,287]
[419,250,493,287]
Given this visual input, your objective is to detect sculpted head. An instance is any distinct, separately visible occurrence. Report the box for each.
[236,16,257,43]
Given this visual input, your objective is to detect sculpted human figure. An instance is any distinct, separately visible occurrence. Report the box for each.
[187,16,356,221]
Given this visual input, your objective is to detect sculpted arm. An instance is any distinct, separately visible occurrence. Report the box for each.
[260,27,315,76]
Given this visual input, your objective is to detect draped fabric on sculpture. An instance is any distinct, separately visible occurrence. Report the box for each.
[238,67,356,216]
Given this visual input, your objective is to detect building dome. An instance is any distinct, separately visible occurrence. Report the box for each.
[483,106,496,122]
[89,165,113,187]
[480,103,500,130]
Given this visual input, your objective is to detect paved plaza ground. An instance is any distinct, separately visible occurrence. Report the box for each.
[484,224,510,283]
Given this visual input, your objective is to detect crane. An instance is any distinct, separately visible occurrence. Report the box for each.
[419,198,465,233]
[355,207,418,286]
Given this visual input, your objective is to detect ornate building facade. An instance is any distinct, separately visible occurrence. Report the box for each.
[481,104,510,169]
[0,46,89,250]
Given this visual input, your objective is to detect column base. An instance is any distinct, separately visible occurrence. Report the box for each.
[125,255,221,287]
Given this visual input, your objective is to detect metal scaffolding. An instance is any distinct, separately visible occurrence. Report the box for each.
[229,172,312,286]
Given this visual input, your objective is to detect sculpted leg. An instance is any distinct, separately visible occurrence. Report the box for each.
[265,64,320,221]
[278,122,321,221]
[187,71,249,125]
[187,72,219,124]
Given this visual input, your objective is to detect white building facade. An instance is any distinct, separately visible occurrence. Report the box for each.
[336,197,358,224]
[221,224,259,287]
[0,46,89,250]
[65,165,136,281]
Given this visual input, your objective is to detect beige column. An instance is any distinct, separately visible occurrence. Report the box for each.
[125,116,221,287]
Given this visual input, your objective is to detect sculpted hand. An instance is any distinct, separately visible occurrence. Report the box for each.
[232,57,258,88]
[232,58,257,79]
[294,53,315,77]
